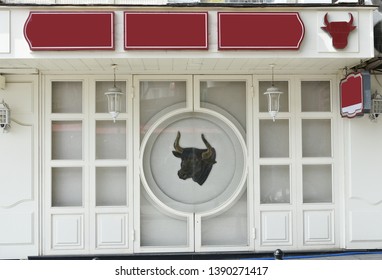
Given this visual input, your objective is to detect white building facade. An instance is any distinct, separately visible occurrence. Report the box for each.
[0,0,381,259]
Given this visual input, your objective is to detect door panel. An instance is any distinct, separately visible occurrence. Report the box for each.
[0,76,39,259]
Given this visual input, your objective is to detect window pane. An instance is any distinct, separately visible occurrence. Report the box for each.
[303,165,332,203]
[201,191,247,246]
[260,165,290,204]
[96,81,126,114]
[52,121,82,160]
[52,167,82,207]
[259,81,289,113]
[96,167,126,206]
[301,81,331,112]
[140,81,187,139]
[260,119,289,158]
[52,82,82,113]
[96,120,126,159]
[302,119,331,157]
[140,188,188,246]
[200,81,246,131]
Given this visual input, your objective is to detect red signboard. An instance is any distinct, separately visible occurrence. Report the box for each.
[340,73,364,118]
[24,12,114,50]
[218,12,305,50]
[124,12,208,50]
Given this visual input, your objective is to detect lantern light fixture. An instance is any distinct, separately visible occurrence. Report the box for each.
[0,99,10,133]
[105,64,124,123]
[264,64,283,122]
[369,90,382,121]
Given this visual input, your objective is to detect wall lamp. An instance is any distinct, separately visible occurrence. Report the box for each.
[105,64,124,123]
[0,99,10,133]
[370,90,382,121]
[264,64,283,122]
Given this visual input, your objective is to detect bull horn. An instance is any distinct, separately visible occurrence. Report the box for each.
[201,134,213,160]
[324,13,330,26]
[348,13,354,26]
[173,131,183,153]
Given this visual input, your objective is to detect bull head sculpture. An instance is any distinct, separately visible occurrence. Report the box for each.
[321,13,356,49]
[172,131,217,186]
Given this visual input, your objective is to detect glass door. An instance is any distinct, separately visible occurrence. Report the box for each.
[44,75,133,255]
[134,75,254,253]
[254,76,340,251]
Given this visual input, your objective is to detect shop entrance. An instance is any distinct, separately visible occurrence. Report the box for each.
[43,74,341,256]
[134,75,254,252]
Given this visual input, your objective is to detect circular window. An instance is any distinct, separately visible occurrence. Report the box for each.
[141,110,247,213]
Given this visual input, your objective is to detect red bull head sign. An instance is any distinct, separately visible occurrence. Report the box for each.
[321,13,356,49]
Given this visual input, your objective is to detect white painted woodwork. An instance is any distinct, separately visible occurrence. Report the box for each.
[44,75,134,256]
[254,75,340,252]
[0,76,38,259]
[261,211,292,245]
[303,210,334,245]
[345,112,382,249]
[52,214,84,249]
[96,213,129,249]
[350,211,382,242]
[0,11,10,54]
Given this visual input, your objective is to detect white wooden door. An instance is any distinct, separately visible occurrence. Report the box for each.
[0,75,39,259]
[345,117,382,249]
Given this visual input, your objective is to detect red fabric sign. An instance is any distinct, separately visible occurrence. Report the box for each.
[24,12,114,50]
[218,12,305,50]
[124,12,208,50]
[340,73,364,118]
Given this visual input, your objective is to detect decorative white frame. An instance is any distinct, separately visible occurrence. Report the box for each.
[43,75,134,255]
[253,74,342,251]
[41,73,343,256]
[134,75,255,253]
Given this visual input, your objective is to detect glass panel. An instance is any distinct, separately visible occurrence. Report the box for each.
[260,119,289,158]
[96,120,127,160]
[260,165,290,204]
[200,81,246,131]
[52,167,82,207]
[303,165,332,203]
[201,190,247,246]
[259,81,289,113]
[301,81,331,112]
[96,81,127,114]
[140,186,188,247]
[52,121,82,160]
[52,82,82,113]
[96,167,126,206]
[140,81,187,139]
[302,119,331,157]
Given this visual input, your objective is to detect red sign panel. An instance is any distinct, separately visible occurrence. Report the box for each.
[124,12,208,50]
[340,73,364,118]
[24,12,114,50]
[218,12,305,50]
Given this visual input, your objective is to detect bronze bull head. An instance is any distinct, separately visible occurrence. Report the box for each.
[172,131,217,186]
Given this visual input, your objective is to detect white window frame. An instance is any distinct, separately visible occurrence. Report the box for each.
[43,74,134,255]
